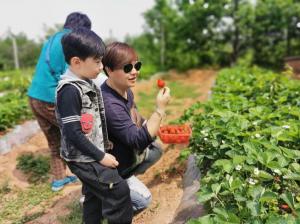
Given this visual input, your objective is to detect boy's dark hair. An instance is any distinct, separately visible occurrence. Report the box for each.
[63,12,91,30]
[62,27,106,64]
[102,42,138,76]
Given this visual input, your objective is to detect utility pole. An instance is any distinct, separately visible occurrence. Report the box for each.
[160,21,165,70]
[7,28,20,70]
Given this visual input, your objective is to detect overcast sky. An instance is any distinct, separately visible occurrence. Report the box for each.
[0,0,155,41]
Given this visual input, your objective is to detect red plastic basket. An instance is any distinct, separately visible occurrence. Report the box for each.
[158,124,192,144]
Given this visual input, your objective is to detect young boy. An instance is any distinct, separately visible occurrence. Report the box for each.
[56,28,133,224]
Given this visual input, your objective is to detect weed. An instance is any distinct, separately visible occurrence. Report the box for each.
[16,153,50,183]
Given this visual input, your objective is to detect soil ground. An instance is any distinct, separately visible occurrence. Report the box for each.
[0,69,216,224]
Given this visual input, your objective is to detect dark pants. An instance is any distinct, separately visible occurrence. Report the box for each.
[67,161,133,224]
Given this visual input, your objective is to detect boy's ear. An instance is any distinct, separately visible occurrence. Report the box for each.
[70,57,81,66]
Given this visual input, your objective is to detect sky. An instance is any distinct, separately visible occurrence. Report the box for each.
[0,0,155,41]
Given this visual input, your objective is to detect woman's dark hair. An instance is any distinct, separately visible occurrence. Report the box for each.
[61,27,106,64]
[102,42,138,76]
[63,12,92,30]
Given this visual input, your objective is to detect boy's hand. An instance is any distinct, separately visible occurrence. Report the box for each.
[100,153,119,168]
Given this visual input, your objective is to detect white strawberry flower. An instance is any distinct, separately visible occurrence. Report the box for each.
[204,138,208,141]
[221,140,225,144]
[282,125,290,129]
[273,169,281,175]
[248,178,256,185]
[255,133,261,138]
[235,165,242,171]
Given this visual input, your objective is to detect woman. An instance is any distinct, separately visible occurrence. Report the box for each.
[101,42,171,213]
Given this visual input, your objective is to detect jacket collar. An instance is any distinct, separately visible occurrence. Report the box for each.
[60,69,95,94]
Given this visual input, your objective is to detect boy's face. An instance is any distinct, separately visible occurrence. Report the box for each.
[71,57,103,79]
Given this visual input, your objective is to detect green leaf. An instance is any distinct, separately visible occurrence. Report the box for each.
[211,183,221,194]
[213,159,233,173]
[290,163,300,173]
[198,192,215,203]
[266,161,281,170]
[283,173,300,181]
[259,191,277,203]
[280,192,295,209]
[213,208,240,223]
[258,171,273,180]
[281,147,300,159]
[249,186,265,200]
[232,155,247,165]
[246,201,260,217]
[229,178,243,191]
[188,215,213,224]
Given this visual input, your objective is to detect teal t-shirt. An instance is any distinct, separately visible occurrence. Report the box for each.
[28,29,70,103]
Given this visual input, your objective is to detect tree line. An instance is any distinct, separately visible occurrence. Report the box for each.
[127,0,300,74]
[2,0,300,73]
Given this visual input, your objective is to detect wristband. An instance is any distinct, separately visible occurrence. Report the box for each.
[155,108,166,119]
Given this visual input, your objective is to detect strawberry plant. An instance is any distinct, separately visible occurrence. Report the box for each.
[0,69,33,132]
[182,67,300,223]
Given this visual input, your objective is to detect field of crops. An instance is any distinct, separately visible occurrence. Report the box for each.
[0,69,33,132]
[182,67,300,223]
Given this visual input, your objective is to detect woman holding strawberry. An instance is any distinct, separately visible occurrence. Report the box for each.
[101,42,170,214]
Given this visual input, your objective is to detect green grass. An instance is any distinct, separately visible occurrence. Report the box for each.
[58,201,82,224]
[0,183,57,223]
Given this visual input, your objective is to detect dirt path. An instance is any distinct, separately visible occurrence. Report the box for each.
[0,69,216,224]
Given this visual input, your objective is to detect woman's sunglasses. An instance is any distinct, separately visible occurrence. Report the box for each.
[123,61,142,73]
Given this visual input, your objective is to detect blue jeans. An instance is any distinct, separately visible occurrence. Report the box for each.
[127,142,162,213]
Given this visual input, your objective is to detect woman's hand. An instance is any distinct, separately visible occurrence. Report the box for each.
[156,87,171,112]
[146,87,171,137]
[100,153,119,168]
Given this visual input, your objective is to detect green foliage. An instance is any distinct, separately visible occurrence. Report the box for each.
[136,0,300,72]
[0,69,33,131]
[179,148,192,162]
[182,67,300,222]
[252,0,300,69]
[16,153,50,183]
[0,33,41,70]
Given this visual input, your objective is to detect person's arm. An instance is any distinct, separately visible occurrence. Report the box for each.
[146,87,170,137]
[57,85,118,167]
[104,87,170,152]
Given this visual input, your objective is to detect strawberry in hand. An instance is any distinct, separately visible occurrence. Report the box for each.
[157,79,165,89]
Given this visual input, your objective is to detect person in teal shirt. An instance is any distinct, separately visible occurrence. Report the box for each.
[28,12,92,191]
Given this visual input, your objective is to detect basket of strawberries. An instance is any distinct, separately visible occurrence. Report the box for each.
[158,124,192,144]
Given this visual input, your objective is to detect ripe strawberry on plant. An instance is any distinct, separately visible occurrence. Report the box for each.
[157,79,165,88]
[280,204,290,211]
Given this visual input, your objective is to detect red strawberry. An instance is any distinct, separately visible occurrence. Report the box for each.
[280,204,289,209]
[157,79,165,88]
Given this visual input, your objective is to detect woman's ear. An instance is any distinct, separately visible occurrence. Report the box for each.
[105,66,113,75]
